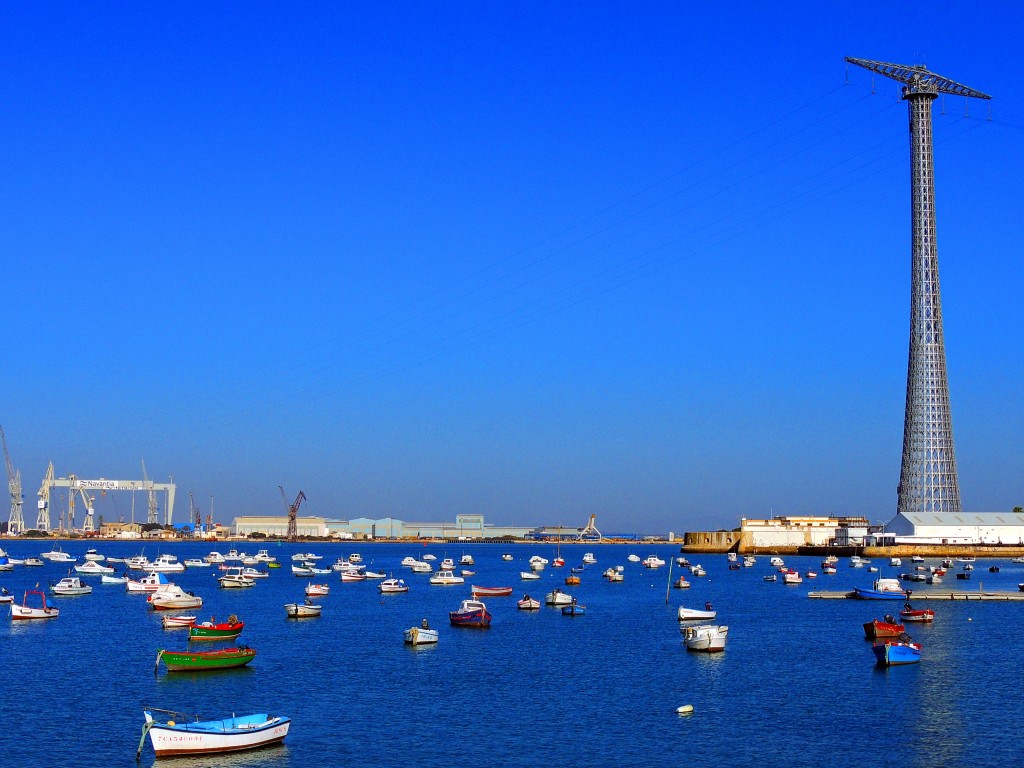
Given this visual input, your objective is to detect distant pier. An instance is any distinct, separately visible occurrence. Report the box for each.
[808,590,1024,601]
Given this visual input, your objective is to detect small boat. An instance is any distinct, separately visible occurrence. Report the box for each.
[292,552,322,562]
[544,589,573,606]
[440,557,456,571]
[161,614,197,628]
[459,554,475,566]
[155,646,257,673]
[673,576,691,589]
[404,620,439,645]
[727,552,737,562]
[782,571,803,585]
[421,554,437,561]
[962,563,975,571]
[24,558,45,567]
[678,603,716,621]
[690,565,707,577]
[292,565,314,576]
[627,554,641,563]
[364,570,386,579]
[989,565,1000,573]
[682,624,728,652]
[900,573,927,583]
[890,557,902,567]
[411,562,433,573]
[564,575,581,586]
[183,559,210,568]
[607,570,623,582]
[307,566,331,575]
[912,555,926,563]
[254,549,277,563]
[581,552,597,565]
[83,549,104,562]
[1011,556,1024,564]
[267,561,282,568]
[204,552,226,563]
[140,710,290,758]
[561,600,586,616]
[378,578,409,594]
[149,554,186,573]
[806,570,818,578]
[501,553,513,561]
[853,578,907,600]
[899,605,936,623]
[148,585,203,610]
[348,553,363,563]
[517,594,541,610]
[102,574,128,584]
[529,556,549,565]
[74,560,115,575]
[956,572,971,580]
[0,587,13,603]
[9,589,59,620]
[305,582,330,596]
[429,570,465,586]
[460,569,475,577]
[340,571,367,582]
[40,546,76,562]
[743,555,756,567]
[449,598,491,627]
[873,640,921,666]
[218,568,256,588]
[285,601,322,618]
[770,556,785,567]
[570,566,585,574]
[552,557,565,568]
[863,616,905,639]
[520,571,540,580]
[51,576,92,596]
[401,556,419,567]
[642,555,665,568]
[529,561,545,572]
[822,565,837,575]
[927,574,943,585]
[126,572,173,593]
[763,574,777,582]
[189,616,244,641]
[471,585,513,598]
[241,567,269,579]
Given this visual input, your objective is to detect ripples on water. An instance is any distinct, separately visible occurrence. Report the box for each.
[1,543,1022,767]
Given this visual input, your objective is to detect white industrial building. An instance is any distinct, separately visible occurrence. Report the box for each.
[740,516,871,548]
[868,511,1024,546]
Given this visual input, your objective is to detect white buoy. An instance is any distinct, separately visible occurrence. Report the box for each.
[676,704,694,715]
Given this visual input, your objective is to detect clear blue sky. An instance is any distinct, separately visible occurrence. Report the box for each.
[2,2,1021,534]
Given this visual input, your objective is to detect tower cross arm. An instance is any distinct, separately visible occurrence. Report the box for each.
[845,57,992,100]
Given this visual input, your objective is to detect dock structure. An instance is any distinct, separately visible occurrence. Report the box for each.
[809,590,1024,601]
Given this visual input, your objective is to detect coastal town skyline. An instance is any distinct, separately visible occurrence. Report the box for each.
[3,5,1021,535]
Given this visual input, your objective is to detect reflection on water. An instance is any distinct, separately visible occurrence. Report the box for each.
[143,744,289,768]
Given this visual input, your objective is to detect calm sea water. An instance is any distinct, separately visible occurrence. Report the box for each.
[1,541,1021,768]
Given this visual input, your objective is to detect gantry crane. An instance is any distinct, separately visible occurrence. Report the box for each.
[1,426,24,535]
[279,486,306,542]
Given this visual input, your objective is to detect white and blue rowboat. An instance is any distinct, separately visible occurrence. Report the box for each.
[852,578,908,600]
[139,709,290,758]
[872,640,921,666]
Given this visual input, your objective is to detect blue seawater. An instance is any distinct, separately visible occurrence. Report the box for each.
[1,542,1021,767]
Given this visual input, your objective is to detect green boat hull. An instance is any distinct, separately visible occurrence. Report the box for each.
[188,624,244,641]
[157,647,256,672]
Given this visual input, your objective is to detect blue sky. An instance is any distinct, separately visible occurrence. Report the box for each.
[2,2,1021,534]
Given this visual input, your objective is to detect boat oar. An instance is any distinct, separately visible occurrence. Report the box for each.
[153,650,164,675]
[135,720,154,761]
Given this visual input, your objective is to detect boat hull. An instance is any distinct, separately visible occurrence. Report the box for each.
[448,609,491,627]
[188,622,244,641]
[285,603,322,617]
[873,641,921,666]
[471,586,513,597]
[852,587,907,600]
[146,713,289,757]
[404,627,439,644]
[863,619,906,639]
[157,647,257,672]
[682,624,728,652]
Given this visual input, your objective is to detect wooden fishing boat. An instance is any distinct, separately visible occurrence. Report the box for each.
[471,585,513,597]
[682,624,728,652]
[872,640,921,666]
[285,601,322,618]
[189,616,244,641]
[863,616,906,639]
[404,621,439,645]
[678,603,716,621]
[10,589,59,620]
[162,614,197,629]
[517,594,541,610]
[378,578,409,594]
[449,598,491,627]
[155,646,257,672]
[564,575,581,586]
[561,601,586,616]
[899,605,936,623]
[139,709,289,758]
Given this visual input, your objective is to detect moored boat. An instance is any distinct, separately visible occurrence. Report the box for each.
[404,620,439,645]
[140,709,290,758]
[189,616,244,641]
[863,616,905,639]
[305,582,330,596]
[899,604,935,623]
[218,568,256,588]
[682,624,728,652]
[852,578,907,600]
[517,594,541,610]
[155,646,257,673]
[470,585,513,598]
[378,578,409,594]
[449,598,491,627]
[74,560,115,575]
[284,601,322,618]
[872,640,921,666]
[520,570,540,580]
[678,603,716,621]
[544,589,573,606]
[148,585,203,611]
[10,589,59,620]
[51,576,92,596]
[162,614,197,629]
[561,600,586,616]
[429,570,464,586]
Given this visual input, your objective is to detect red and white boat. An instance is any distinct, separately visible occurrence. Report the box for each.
[10,589,59,620]
[161,614,197,628]
[471,585,513,598]
[899,605,936,623]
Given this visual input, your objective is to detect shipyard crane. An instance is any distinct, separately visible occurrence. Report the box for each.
[1,426,25,535]
[279,486,306,542]
[141,460,159,525]
[77,487,96,533]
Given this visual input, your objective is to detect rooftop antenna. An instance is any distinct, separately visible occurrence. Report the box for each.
[845,58,991,518]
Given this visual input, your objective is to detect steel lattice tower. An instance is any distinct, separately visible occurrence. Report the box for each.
[846,58,991,516]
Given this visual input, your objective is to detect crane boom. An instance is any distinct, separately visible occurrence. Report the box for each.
[279,486,306,542]
[1,426,25,535]
[845,58,992,100]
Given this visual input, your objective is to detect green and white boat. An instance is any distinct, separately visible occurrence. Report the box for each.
[155,646,257,672]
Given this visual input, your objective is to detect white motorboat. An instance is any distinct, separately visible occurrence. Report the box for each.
[291,552,322,562]
[545,589,573,606]
[429,570,465,586]
[24,558,45,567]
[241,556,259,566]
[726,552,738,562]
[404,622,439,645]
[502,553,514,561]
[40,547,76,562]
[411,561,433,573]
[690,564,706,577]
[348,553,363,564]
[770,556,785,567]
[421,554,437,561]
[401,556,419,567]
[782,571,803,585]
[890,557,903,567]
[307,566,330,575]
[126,572,174,593]
[340,570,367,582]
[627,554,641,563]
[305,582,330,596]
[378,578,409,594]
[461,569,475,577]
[643,555,665,568]
[254,549,276,563]
[241,567,269,579]
[530,560,545,572]
[517,594,541,610]
[10,589,59,620]
[743,555,756,567]
[914,555,928,563]
[204,552,226,564]
[292,565,314,576]
[183,559,210,568]
[51,576,92,596]
[678,604,717,621]
[83,549,105,562]
[682,624,729,652]
[102,574,128,584]
[529,555,549,565]
[148,555,185,573]
[74,560,115,575]
[582,552,597,565]
[148,585,203,610]
[607,571,623,582]
[285,601,322,618]
[161,614,197,628]
[460,554,475,566]
[224,549,244,562]
[440,558,456,571]
[218,568,256,588]
[363,570,386,579]
[520,571,540,580]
